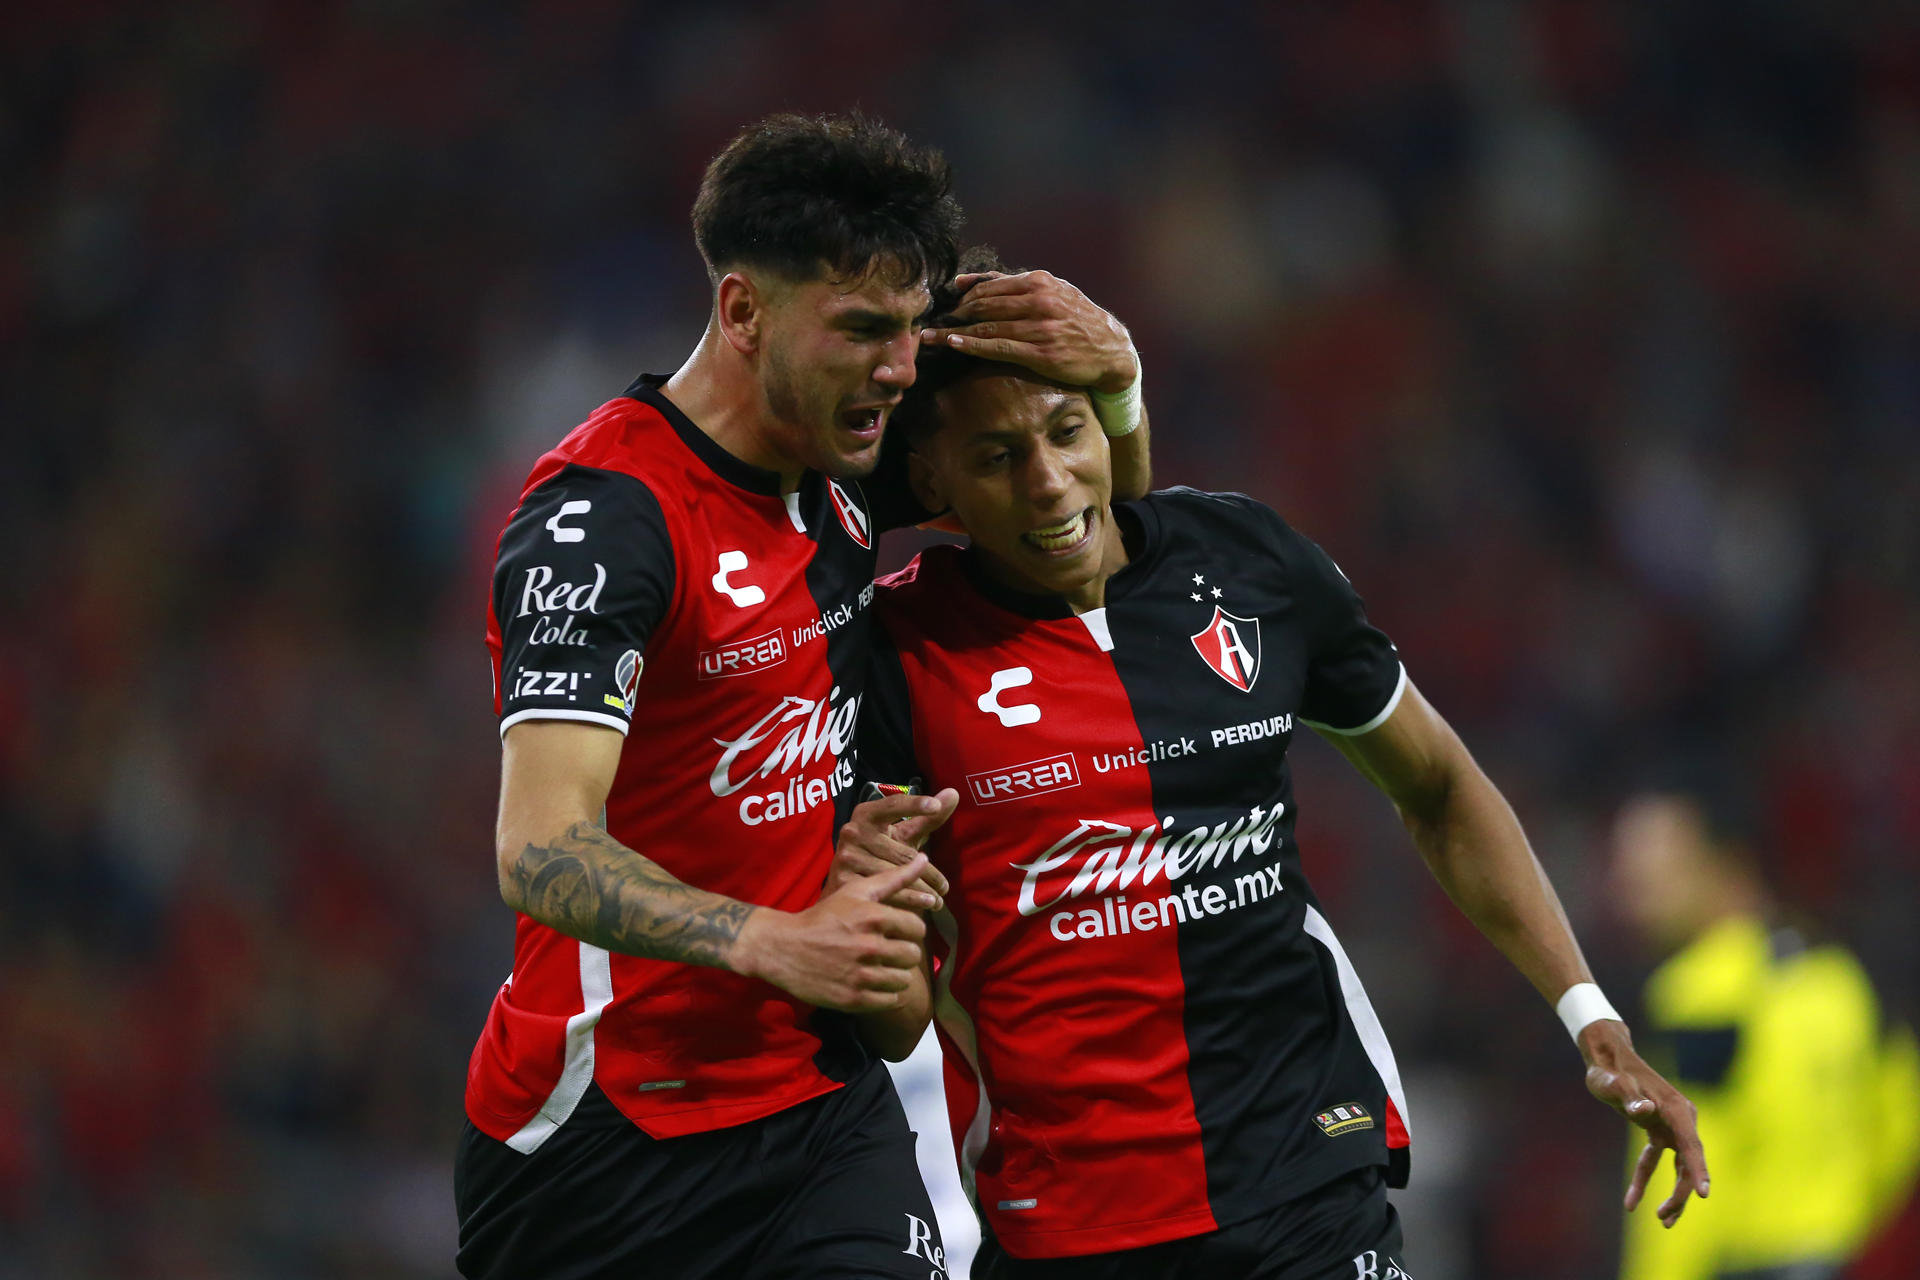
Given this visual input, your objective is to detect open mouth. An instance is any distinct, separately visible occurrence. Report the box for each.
[1022,507,1096,555]
[841,406,886,439]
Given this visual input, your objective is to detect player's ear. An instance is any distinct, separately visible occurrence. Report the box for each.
[907,446,947,516]
[715,271,763,355]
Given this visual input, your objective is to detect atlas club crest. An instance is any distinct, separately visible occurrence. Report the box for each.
[827,479,871,549]
[1190,605,1261,691]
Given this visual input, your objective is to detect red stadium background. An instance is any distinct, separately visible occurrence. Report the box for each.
[2,2,1917,1276]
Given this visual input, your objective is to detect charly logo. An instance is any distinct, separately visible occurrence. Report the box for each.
[710,550,765,608]
[977,666,1041,727]
[828,479,871,550]
[710,685,862,826]
[1190,605,1261,691]
[545,499,592,543]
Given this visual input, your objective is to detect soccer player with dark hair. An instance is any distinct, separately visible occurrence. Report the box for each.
[456,116,1148,1278]
[840,324,1711,1278]
[1610,786,1920,1280]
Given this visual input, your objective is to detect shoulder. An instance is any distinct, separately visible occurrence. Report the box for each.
[1773,943,1878,1027]
[874,545,967,625]
[1139,486,1300,549]
[1142,485,1281,524]
[1645,916,1772,1025]
[1138,489,1340,602]
[495,405,681,586]
[518,396,676,491]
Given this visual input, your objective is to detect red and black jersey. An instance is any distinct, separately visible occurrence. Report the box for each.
[470,375,904,1150]
[861,487,1413,1260]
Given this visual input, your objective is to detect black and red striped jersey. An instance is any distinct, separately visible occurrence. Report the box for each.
[861,487,1414,1260]
[470,375,908,1150]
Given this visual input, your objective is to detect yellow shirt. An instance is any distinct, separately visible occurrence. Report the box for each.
[1620,916,1920,1280]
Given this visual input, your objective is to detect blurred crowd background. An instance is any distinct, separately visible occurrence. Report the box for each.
[5,1,1919,1276]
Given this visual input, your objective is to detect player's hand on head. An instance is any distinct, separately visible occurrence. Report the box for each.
[739,855,935,1013]
[920,270,1137,394]
[828,789,958,910]
[1578,1020,1711,1228]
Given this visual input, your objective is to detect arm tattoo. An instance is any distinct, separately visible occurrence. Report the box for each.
[505,821,758,968]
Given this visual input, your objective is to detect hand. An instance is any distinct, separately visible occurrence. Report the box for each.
[1580,1020,1711,1227]
[921,271,1137,393]
[734,856,934,1013]
[829,788,960,910]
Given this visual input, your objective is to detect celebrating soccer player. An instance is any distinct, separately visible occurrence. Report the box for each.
[840,281,1712,1279]
[457,118,1149,1278]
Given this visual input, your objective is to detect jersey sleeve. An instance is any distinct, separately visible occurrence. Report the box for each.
[855,619,925,788]
[492,463,675,737]
[1255,504,1405,735]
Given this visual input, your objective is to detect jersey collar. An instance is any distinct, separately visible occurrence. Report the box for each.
[960,499,1159,620]
[626,374,786,497]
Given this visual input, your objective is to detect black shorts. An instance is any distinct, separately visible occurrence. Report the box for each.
[972,1167,1410,1280]
[455,1060,948,1279]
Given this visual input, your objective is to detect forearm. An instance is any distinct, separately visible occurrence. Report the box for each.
[856,956,933,1062]
[1400,765,1593,1006]
[500,819,759,971]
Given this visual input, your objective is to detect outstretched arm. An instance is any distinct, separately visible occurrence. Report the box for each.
[497,720,936,1012]
[922,270,1151,498]
[1320,681,1711,1227]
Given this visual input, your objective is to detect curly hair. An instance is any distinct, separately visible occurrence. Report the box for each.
[890,245,1017,448]
[692,113,964,291]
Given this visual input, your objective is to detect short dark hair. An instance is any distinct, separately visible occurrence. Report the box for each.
[892,245,1013,448]
[692,113,963,291]
[1630,751,1761,854]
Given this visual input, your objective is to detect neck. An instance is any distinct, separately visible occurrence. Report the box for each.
[986,507,1131,615]
[1062,536,1125,614]
[1665,879,1770,954]
[662,323,806,491]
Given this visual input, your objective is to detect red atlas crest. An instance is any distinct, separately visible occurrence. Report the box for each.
[828,479,871,549]
[1190,606,1262,692]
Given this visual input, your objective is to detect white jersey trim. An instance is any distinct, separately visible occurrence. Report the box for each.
[500,707,632,739]
[1077,608,1115,653]
[783,492,807,533]
[928,909,994,1197]
[1301,903,1410,1140]
[1299,663,1407,737]
[505,941,615,1154]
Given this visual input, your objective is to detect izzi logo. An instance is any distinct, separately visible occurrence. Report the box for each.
[1313,1102,1375,1138]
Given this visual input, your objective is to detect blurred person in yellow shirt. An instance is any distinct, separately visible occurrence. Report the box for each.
[1610,787,1920,1280]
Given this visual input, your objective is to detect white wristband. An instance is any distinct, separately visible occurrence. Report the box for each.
[1089,349,1142,437]
[1556,982,1622,1043]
